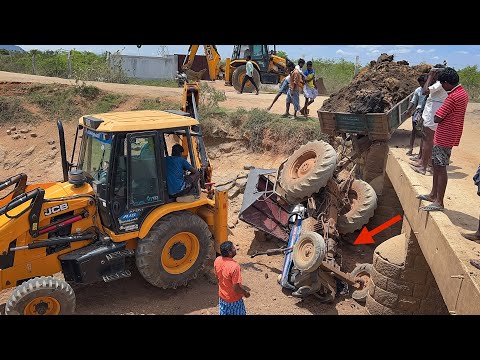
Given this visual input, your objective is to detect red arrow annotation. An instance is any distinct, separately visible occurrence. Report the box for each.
[353,215,403,245]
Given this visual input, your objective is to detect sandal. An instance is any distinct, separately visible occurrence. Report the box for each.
[462,233,480,241]
[470,259,480,270]
[421,204,444,212]
[410,165,426,175]
[416,194,433,201]
[406,149,413,156]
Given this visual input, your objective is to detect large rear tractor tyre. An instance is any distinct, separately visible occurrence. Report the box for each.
[279,140,337,202]
[350,263,373,304]
[136,211,213,289]
[337,179,377,235]
[232,65,260,93]
[292,231,326,273]
[5,276,76,315]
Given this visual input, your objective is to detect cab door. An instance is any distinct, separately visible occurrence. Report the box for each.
[109,131,166,234]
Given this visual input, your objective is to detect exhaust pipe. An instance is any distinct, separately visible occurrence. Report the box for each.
[57,120,69,182]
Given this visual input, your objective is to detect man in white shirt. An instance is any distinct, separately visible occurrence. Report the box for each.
[267,61,295,112]
[410,65,447,175]
[239,55,259,95]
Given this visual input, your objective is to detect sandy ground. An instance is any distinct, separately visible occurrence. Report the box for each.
[0,71,478,315]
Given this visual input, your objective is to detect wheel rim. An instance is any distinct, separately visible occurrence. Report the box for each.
[161,232,200,275]
[297,237,315,264]
[238,73,245,84]
[289,150,317,180]
[352,270,371,298]
[24,297,61,315]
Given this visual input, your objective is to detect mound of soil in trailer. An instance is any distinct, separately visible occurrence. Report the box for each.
[321,53,432,114]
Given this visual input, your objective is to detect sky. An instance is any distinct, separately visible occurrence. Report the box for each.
[18,45,480,69]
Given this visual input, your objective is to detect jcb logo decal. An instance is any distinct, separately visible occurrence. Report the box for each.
[44,203,69,217]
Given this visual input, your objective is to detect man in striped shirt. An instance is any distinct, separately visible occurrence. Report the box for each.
[417,68,469,212]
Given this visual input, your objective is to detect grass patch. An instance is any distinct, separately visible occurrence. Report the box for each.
[134,98,180,111]
[90,93,126,113]
[240,108,328,153]
[75,84,100,100]
[0,97,35,124]
[26,84,82,119]
[23,83,126,119]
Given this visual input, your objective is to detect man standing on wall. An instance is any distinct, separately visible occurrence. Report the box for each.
[417,67,469,212]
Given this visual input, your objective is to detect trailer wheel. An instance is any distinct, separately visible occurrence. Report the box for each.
[279,140,337,203]
[350,263,373,303]
[292,231,326,273]
[232,65,260,93]
[5,276,76,315]
[337,179,377,235]
[136,211,213,289]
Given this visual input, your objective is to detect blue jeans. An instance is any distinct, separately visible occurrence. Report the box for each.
[219,298,246,315]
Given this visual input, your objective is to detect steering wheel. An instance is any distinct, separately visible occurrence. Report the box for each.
[287,212,303,232]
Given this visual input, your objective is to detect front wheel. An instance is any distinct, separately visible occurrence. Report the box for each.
[292,231,326,273]
[136,211,213,289]
[350,263,373,303]
[5,277,76,315]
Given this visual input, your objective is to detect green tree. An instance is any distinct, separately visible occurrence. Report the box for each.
[277,50,288,60]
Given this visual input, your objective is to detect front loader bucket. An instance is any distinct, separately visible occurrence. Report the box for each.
[239,168,292,242]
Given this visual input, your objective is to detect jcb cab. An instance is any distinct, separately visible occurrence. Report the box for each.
[0,85,228,314]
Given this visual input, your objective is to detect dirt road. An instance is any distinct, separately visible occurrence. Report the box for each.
[0,71,328,116]
[1,71,478,315]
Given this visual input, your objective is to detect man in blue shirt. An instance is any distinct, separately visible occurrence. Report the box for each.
[239,55,259,95]
[166,144,200,198]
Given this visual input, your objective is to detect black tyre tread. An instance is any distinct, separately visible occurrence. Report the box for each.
[338,179,377,234]
[232,65,260,93]
[292,231,326,273]
[136,211,213,289]
[279,140,337,202]
[5,276,75,315]
[350,263,373,303]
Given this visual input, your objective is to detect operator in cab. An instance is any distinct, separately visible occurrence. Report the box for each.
[166,144,200,201]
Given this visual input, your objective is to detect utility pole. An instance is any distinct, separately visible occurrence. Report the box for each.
[31,51,36,75]
[67,50,72,78]
[354,55,360,76]
[158,45,169,57]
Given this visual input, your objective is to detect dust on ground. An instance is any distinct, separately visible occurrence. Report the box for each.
[321,54,431,113]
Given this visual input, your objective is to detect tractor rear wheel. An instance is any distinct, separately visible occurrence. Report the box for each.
[136,211,213,289]
[337,179,377,235]
[232,65,260,93]
[5,276,76,315]
[279,140,337,202]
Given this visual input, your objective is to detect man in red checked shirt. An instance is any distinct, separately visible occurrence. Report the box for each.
[214,241,250,315]
[416,67,469,212]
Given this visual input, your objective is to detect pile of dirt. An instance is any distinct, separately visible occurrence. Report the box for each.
[320,53,432,114]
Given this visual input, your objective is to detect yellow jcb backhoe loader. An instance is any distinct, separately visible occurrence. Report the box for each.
[0,83,228,315]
